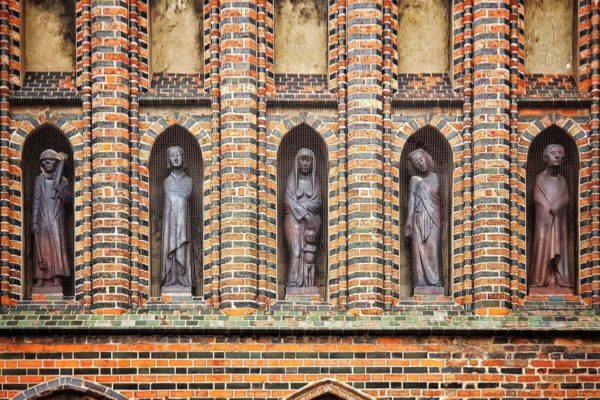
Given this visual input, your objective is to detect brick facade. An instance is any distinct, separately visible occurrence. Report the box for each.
[0,0,600,399]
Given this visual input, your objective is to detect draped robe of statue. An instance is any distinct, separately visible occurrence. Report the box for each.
[32,173,71,283]
[161,171,194,290]
[406,172,442,288]
[285,149,322,288]
[530,170,572,288]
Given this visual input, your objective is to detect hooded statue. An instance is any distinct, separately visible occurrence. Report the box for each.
[284,148,322,289]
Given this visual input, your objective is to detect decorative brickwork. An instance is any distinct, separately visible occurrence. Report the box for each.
[0,0,598,398]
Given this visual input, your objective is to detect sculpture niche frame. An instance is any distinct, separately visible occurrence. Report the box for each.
[526,126,579,295]
[21,125,75,299]
[398,127,453,297]
[148,125,203,297]
[277,124,329,300]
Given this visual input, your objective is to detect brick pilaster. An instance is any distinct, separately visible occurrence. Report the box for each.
[346,0,384,314]
[90,0,130,314]
[219,0,259,314]
[0,0,10,308]
[472,0,511,314]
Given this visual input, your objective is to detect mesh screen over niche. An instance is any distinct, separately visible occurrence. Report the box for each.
[149,125,204,297]
[22,125,75,298]
[277,123,329,300]
[398,127,453,298]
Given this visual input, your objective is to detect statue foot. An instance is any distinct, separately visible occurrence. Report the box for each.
[52,278,61,287]
[33,280,43,287]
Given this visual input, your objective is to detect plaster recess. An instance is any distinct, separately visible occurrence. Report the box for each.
[24,0,75,72]
[525,0,574,74]
[150,0,203,74]
[398,0,449,74]
[274,0,328,74]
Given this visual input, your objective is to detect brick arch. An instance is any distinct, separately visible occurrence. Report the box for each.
[10,115,84,167]
[512,117,592,302]
[262,113,340,304]
[13,377,127,400]
[517,117,591,168]
[139,116,212,166]
[284,379,376,400]
[391,117,466,302]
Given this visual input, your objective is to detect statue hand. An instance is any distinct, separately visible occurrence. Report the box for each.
[57,152,68,161]
[31,223,39,234]
[404,223,412,237]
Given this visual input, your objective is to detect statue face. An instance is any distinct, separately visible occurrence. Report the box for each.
[410,151,428,173]
[168,147,183,168]
[41,158,58,174]
[298,154,313,175]
[544,145,565,167]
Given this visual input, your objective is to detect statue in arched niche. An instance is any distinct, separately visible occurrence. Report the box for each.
[404,148,444,295]
[31,149,71,295]
[284,148,322,295]
[530,144,573,294]
[161,146,195,293]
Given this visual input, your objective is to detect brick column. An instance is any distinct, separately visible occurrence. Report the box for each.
[90,0,130,314]
[346,0,384,314]
[219,0,258,314]
[472,0,511,314]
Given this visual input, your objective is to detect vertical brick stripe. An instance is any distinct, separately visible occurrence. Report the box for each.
[346,0,384,314]
[219,0,259,314]
[90,0,130,314]
[0,0,9,307]
[472,0,511,315]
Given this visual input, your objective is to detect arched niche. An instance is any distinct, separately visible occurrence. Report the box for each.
[24,0,76,72]
[149,125,203,297]
[22,124,74,298]
[274,0,328,74]
[40,391,106,400]
[398,127,452,297]
[526,125,578,294]
[277,124,328,300]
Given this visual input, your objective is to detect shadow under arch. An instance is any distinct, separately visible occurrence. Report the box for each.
[277,123,329,300]
[149,124,203,297]
[398,126,453,297]
[13,377,127,400]
[21,123,74,299]
[526,124,579,294]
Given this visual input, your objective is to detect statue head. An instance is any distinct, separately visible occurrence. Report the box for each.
[39,149,62,174]
[407,148,435,176]
[167,146,184,169]
[296,148,314,175]
[543,144,566,167]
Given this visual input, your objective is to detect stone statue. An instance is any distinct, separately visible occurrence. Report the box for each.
[284,148,322,295]
[529,144,573,294]
[161,146,195,293]
[404,148,443,295]
[31,149,71,295]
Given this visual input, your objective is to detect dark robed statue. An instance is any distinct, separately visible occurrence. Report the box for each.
[284,148,322,295]
[404,148,443,295]
[161,146,195,293]
[530,144,573,294]
[31,149,71,294]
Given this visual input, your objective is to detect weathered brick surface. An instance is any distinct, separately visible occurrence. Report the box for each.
[1,335,600,400]
[0,0,598,397]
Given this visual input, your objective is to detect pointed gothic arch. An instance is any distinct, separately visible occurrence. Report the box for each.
[12,377,126,400]
[21,123,75,299]
[398,125,453,297]
[149,124,204,297]
[284,379,376,400]
[277,123,329,300]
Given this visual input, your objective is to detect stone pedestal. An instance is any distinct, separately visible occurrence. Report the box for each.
[413,286,444,296]
[286,286,319,297]
[161,284,192,294]
[529,286,573,295]
[32,283,63,296]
